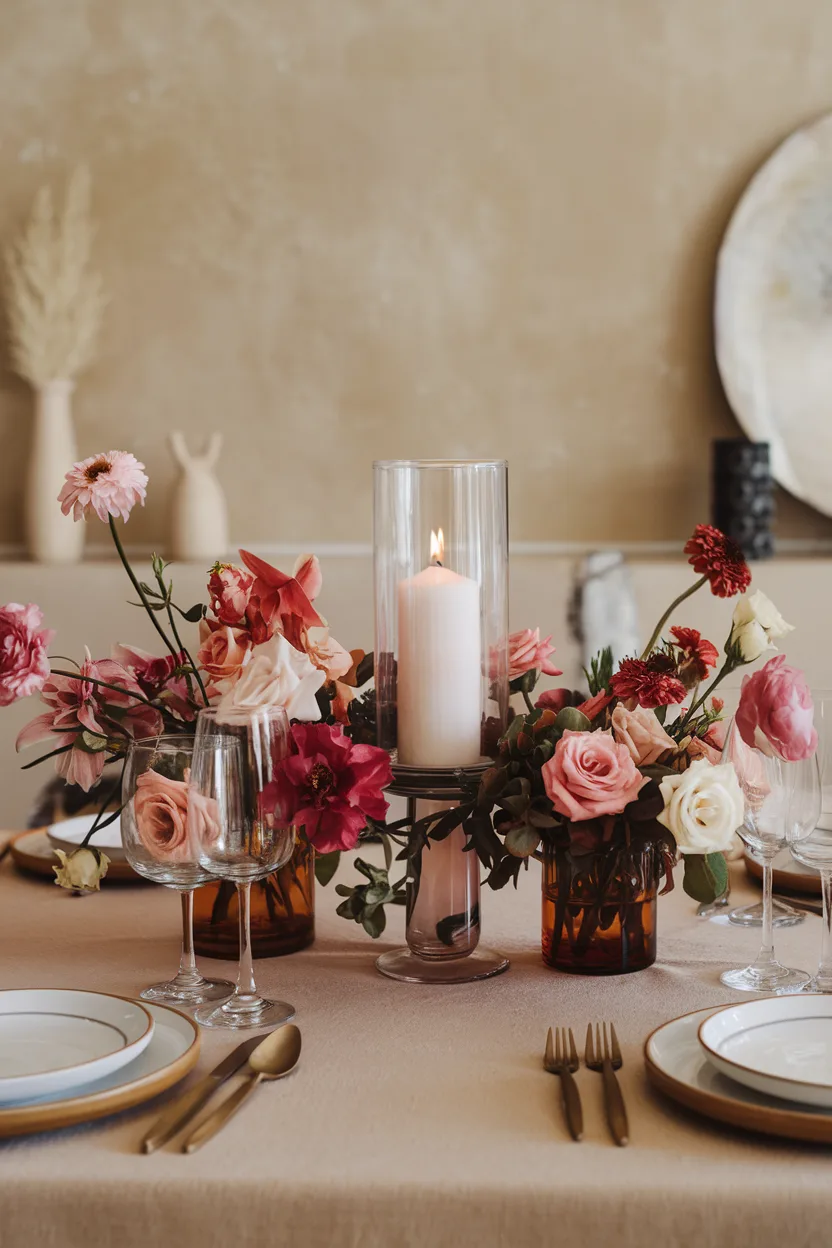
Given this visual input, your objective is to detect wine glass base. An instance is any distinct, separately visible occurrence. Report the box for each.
[720,963,811,993]
[376,946,510,984]
[140,978,234,1006]
[194,997,295,1030]
[727,901,805,929]
[697,897,730,919]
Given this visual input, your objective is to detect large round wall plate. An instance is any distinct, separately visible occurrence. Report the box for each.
[716,112,832,515]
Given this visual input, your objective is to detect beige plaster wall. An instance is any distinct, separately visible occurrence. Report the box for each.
[1,0,832,552]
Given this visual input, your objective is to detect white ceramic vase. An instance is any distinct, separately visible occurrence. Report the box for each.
[169,431,229,562]
[25,379,84,564]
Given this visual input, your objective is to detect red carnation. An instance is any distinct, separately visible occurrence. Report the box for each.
[266,723,392,854]
[684,524,751,598]
[610,658,686,709]
[669,626,719,688]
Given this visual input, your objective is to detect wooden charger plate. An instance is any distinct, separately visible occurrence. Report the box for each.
[0,998,199,1138]
[6,829,144,883]
[744,848,821,896]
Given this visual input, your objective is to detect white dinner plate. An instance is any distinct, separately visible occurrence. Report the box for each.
[0,1000,199,1138]
[0,989,154,1104]
[698,996,832,1109]
[645,1006,832,1144]
[47,813,126,862]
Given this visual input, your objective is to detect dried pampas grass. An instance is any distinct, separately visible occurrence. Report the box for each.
[5,165,106,387]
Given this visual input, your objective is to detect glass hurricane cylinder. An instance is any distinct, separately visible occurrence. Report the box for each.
[373,460,510,984]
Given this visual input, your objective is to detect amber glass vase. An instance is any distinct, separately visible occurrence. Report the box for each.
[194,839,314,960]
[541,842,657,975]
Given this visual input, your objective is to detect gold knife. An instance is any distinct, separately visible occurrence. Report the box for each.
[141,1033,270,1154]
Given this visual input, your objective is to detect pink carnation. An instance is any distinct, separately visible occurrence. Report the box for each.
[0,602,54,706]
[736,655,818,762]
[58,451,148,524]
[265,722,392,853]
[542,729,647,822]
[16,651,163,790]
[507,628,562,680]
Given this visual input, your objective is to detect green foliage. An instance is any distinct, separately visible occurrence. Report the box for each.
[314,850,341,887]
[583,646,614,696]
[682,851,728,904]
[334,857,406,938]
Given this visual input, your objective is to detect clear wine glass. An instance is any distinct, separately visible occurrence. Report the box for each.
[190,706,296,1030]
[720,717,819,992]
[121,735,233,1005]
[787,692,832,992]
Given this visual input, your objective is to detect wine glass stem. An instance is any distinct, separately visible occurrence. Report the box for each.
[173,889,203,989]
[752,854,779,971]
[235,881,258,1002]
[818,869,832,989]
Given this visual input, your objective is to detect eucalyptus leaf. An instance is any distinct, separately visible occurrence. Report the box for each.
[555,707,591,733]
[681,851,728,903]
[504,823,541,858]
[314,851,341,887]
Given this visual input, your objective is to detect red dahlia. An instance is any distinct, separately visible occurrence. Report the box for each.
[684,524,751,598]
[669,626,719,687]
[610,657,686,709]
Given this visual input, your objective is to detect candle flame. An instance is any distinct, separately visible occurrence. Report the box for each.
[430,528,444,565]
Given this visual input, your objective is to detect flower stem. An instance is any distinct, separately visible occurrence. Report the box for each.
[157,577,209,706]
[108,517,182,667]
[522,690,535,714]
[640,575,708,659]
[678,660,735,732]
[50,669,159,709]
[80,769,125,848]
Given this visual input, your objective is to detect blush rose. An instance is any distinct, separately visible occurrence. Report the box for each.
[542,729,647,822]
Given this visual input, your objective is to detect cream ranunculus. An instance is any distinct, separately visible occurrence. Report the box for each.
[656,759,744,854]
[217,632,325,720]
[53,847,110,891]
[729,590,794,663]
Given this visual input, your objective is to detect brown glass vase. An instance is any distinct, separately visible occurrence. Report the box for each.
[193,839,314,959]
[541,842,657,975]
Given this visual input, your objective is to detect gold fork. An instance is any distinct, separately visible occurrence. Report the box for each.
[543,1026,583,1141]
[585,1022,629,1147]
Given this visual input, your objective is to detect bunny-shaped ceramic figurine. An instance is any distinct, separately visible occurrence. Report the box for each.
[168,431,229,562]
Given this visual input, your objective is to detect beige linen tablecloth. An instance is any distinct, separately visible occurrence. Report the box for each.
[1,849,831,1248]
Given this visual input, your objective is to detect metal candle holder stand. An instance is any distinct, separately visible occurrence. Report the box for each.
[375,762,510,984]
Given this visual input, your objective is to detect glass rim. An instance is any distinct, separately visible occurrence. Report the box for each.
[373,458,507,471]
[127,733,195,751]
[196,705,290,726]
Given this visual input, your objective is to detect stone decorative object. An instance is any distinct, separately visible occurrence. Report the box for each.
[168,431,229,562]
[712,439,774,561]
[4,166,105,564]
[716,111,832,518]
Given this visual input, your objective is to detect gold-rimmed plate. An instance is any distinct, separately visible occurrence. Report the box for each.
[645,1005,832,1144]
[7,830,143,883]
[0,1000,199,1138]
[744,848,821,895]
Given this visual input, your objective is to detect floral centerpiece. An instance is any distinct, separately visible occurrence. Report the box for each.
[1,450,393,934]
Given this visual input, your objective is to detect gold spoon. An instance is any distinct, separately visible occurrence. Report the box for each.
[182,1024,302,1153]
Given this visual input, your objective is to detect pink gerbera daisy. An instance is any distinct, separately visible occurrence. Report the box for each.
[58,451,148,524]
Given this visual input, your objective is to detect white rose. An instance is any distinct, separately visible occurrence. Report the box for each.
[656,759,744,854]
[53,847,110,892]
[729,590,794,663]
[217,632,325,720]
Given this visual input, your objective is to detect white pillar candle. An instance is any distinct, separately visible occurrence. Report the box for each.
[396,537,482,767]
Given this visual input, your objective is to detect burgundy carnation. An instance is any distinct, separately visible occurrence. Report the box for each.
[684,524,751,598]
[266,723,392,853]
[610,658,686,709]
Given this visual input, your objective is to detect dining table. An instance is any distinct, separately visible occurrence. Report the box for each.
[1,837,831,1248]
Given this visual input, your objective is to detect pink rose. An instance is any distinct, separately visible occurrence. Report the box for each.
[507,628,563,680]
[0,602,54,706]
[736,655,818,762]
[133,771,192,862]
[208,564,254,626]
[197,619,253,682]
[542,729,648,822]
[611,704,676,766]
